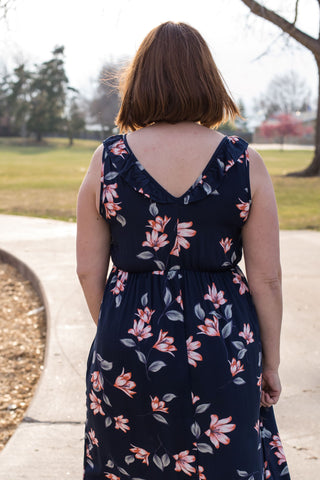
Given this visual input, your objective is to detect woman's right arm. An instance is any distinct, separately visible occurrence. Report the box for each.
[76,144,111,326]
[242,146,282,408]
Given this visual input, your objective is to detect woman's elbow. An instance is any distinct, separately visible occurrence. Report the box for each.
[76,266,94,283]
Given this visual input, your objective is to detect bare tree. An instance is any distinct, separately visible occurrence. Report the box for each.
[0,0,15,19]
[240,0,320,176]
[255,70,312,119]
[89,61,123,138]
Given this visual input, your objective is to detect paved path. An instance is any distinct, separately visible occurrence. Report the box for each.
[0,215,319,479]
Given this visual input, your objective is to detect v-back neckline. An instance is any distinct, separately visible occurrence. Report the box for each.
[123,134,227,201]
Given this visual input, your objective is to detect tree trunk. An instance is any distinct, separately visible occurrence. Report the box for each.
[68,135,73,147]
[36,131,42,142]
[239,0,320,176]
[288,55,320,176]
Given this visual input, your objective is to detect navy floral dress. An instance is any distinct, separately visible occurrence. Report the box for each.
[83,134,291,480]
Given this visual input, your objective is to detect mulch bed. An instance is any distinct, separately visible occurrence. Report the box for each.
[0,262,46,451]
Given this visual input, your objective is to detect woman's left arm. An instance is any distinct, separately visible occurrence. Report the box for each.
[76,144,111,325]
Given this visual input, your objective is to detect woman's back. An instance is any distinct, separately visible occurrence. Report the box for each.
[125,122,225,199]
[100,125,250,274]
[79,126,290,479]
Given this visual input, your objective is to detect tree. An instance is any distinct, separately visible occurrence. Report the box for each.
[255,70,311,119]
[0,0,15,19]
[0,65,11,135]
[27,46,69,142]
[259,113,303,148]
[64,89,86,146]
[6,64,32,136]
[89,61,122,137]
[240,0,320,176]
[218,98,249,135]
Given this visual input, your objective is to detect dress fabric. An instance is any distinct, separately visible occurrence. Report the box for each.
[83,133,291,480]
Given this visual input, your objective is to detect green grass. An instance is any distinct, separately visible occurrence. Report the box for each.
[0,137,319,229]
[0,137,100,221]
[256,149,320,230]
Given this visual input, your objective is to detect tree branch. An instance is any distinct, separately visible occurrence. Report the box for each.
[251,31,285,61]
[293,0,299,26]
[0,0,15,20]
[240,0,320,54]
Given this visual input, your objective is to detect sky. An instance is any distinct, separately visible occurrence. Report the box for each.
[0,0,318,125]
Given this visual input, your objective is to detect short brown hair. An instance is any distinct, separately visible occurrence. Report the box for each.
[115,21,240,132]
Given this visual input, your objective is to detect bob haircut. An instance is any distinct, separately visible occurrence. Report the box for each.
[116,21,240,132]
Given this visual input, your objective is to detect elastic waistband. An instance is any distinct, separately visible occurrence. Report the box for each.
[111,264,240,275]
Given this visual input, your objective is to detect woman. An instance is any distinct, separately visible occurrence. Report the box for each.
[77,21,291,480]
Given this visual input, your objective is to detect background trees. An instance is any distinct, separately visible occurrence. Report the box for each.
[255,70,312,120]
[0,46,86,142]
[88,61,122,138]
[240,0,320,175]
[27,46,69,142]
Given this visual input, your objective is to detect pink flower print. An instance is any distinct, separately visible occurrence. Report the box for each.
[88,428,99,446]
[105,474,120,480]
[129,445,150,465]
[104,201,122,219]
[128,319,153,341]
[236,198,250,221]
[225,160,235,172]
[204,282,227,309]
[239,323,254,344]
[170,220,197,257]
[264,461,271,479]
[136,306,155,324]
[197,317,220,336]
[102,183,119,203]
[138,187,150,198]
[228,135,239,143]
[257,374,262,387]
[91,371,103,391]
[232,272,249,295]
[110,270,128,295]
[198,174,207,185]
[153,329,177,355]
[229,358,245,377]
[186,336,203,367]
[114,415,130,433]
[110,278,125,296]
[254,420,262,433]
[219,237,233,253]
[173,450,196,476]
[142,229,169,251]
[191,392,200,404]
[176,290,184,309]
[89,390,105,416]
[270,436,287,466]
[114,368,137,398]
[199,465,207,480]
[151,396,168,413]
[86,445,92,459]
[274,448,287,465]
[152,270,165,275]
[205,414,236,448]
[119,270,128,283]
[238,150,249,165]
[269,435,282,449]
[147,215,171,232]
[110,139,127,157]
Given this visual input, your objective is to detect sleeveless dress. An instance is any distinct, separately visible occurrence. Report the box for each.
[83,133,291,480]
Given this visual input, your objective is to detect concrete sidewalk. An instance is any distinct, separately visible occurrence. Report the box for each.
[0,214,319,479]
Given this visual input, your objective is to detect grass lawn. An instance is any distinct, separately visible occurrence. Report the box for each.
[0,137,319,229]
